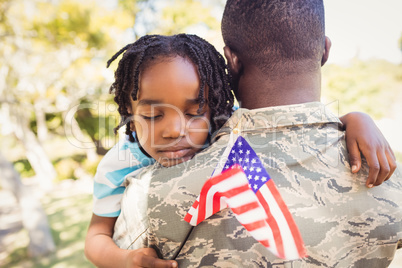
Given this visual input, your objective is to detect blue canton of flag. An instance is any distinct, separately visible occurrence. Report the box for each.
[222,136,271,191]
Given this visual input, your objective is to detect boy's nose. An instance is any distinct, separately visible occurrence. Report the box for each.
[162,114,186,139]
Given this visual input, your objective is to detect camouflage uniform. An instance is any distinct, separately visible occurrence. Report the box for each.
[115,102,402,267]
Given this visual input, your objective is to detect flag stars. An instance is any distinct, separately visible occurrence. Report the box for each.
[253,184,258,190]
[232,157,236,162]
[248,175,253,180]
[255,175,260,181]
[245,158,250,163]
[239,158,243,162]
[256,168,262,173]
[251,159,257,164]
[261,177,267,182]
[238,141,243,146]
[250,167,255,172]
[246,150,250,155]
[239,149,243,154]
[225,165,229,169]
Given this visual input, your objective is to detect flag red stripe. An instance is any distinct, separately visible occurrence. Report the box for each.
[185,200,199,224]
[219,184,250,199]
[231,201,260,215]
[256,189,285,259]
[259,239,269,248]
[184,212,192,223]
[212,190,222,215]
[241,219,267,231]
[196,167,243,225]
[266,180,306,257]
[192,200,199,209]
[209,165,243,185]
[197,178,215,225]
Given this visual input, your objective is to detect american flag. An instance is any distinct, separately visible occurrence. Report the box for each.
[184,134,306,260]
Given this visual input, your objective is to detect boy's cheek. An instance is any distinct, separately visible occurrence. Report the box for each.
[187,116,210,131]
[133,121,152,145]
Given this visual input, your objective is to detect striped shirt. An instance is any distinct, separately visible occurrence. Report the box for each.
[92,136,154,217]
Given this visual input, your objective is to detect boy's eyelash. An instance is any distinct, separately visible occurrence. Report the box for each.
[140,112,205,120]
[186,112,206,118]
[141,115,161,120]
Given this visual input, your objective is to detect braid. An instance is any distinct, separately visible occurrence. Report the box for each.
[107,34,234,142]
[173,34,234,134]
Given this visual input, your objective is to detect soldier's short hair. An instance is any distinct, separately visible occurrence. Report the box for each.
[221,0,326,75]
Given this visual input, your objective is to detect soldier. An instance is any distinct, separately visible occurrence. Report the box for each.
[116,0,402,267]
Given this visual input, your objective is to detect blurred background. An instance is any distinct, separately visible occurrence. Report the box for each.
[0,0,401,267]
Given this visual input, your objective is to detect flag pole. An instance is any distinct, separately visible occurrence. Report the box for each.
[171,226,194,260]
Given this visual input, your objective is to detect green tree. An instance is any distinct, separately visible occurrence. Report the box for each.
[159,0,220,35]
[322,59,402,119]
[0,0,137,184]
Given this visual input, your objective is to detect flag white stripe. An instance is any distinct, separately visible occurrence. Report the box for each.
[205,184,220,218]
[212,131,239,177]
[213,171,249,192]
[224,190,256,208]
[189,212,198,226]
[230,207,268,224]
[188,196,200,226]
[197,171,247,223]
[263,218,278,256]
[248,226,272,241]
[259,185,299,259]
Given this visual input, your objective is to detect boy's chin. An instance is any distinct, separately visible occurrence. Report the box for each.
[158,155,194,167]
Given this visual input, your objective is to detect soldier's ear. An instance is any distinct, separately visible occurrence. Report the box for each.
[321,36,331,66]
[224,46,242,76]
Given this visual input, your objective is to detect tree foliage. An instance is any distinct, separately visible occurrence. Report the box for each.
[159,0,220,35]
[322,59,402,119]
[0,0,137,183]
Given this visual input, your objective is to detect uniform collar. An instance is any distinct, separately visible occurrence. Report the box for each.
[212,102,341,142]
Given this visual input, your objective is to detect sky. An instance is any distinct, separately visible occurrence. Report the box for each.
[324,0,402,64]
[324,0,402,152]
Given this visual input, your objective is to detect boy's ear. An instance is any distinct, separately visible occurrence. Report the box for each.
[126,105,135,132]
[129,120,135,132]
[126,105,132,115]
[224,46,242,76]
[321,36,331,66]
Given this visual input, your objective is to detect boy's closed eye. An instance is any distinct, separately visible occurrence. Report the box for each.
[140,114,162,121]
[185,108,208,118]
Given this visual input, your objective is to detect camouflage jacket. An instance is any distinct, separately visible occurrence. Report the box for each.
[117,102,402,267]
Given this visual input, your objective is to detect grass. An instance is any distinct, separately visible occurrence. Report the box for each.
[2,181,95,268]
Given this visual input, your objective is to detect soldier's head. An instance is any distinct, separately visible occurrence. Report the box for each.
[221,0,331,99]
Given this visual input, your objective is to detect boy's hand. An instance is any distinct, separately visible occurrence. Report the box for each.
[342,112,396,187]
[125,248,178,268]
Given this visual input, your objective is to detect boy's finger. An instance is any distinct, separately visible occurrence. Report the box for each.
[141,248,159,258]
[384,147,397,181]
[141,256,177,268]
[132,251,177,268]
[364,152,380,188]
[346,140,361,173]
[373,151,390,186]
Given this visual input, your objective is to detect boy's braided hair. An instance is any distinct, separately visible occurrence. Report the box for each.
[107,34,234,142]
